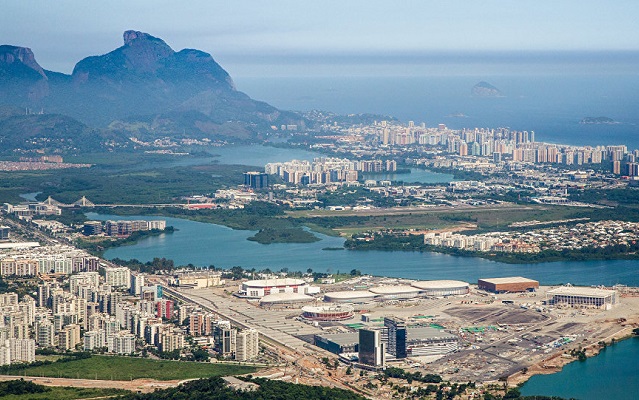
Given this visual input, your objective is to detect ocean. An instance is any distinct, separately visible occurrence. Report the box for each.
[235,72,639,150]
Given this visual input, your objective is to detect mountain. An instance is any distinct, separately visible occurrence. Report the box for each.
[0,30,302,141]
[471,81,502,97]
[0,45,49,103]
[0,106,125,153]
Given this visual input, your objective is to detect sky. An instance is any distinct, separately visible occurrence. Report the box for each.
[2,1,639,77]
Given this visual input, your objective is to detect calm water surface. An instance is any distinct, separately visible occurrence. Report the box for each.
[520,337,639,400]
[89,213,639,286]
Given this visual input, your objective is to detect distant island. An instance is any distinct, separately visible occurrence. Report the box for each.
[446,112,468,118]
[580,116,619,125]
[471,81,502,97]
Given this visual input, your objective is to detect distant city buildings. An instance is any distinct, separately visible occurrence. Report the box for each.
[265,157,397,186]
[425,221,639,256]
[243,171,269,189]
[0,245,100,277]
[0,226,9,240]
[82,220,167,237]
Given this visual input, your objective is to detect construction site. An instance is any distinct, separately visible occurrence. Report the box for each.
[162,275,639,397]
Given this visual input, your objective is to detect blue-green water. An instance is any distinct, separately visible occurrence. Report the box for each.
[520,337,639,400]
[89,213,639,287]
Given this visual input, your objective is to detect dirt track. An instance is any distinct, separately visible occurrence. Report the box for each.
[0,374,182,393]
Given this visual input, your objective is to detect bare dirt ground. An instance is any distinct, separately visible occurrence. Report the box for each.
[0,375,181,393]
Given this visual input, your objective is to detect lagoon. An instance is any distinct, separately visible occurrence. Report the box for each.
[90,213,639,286]
[520,337,639,400]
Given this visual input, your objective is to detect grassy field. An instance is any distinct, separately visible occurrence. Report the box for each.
[290,204,602,234]
[15,356,258,381]
[1,385,127,400]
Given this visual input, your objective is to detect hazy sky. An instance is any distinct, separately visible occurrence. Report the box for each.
[2,1,638,76]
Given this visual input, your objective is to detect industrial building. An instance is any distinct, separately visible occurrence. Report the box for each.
[406,327,459,356]
[411,280,470,296]
[173,272,223,289]
[238,278,319,299]
[546,286,618,310]
[314,332,359,355]
[478,276,539,293]
[301,304,354,321]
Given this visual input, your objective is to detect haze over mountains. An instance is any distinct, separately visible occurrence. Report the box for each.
[0,30,302,151]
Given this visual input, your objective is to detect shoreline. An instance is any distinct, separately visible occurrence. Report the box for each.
[507,325,636,387]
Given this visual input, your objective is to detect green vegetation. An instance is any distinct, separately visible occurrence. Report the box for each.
[569,188,639,207]
[75,227,174,256]
[110,257,181,274]
[247,227,319,244]
[383,367,442,383]
[0,380,127,400]
[346,232,639,264]
[118,376,365,400]
[0,153,251,205]
[101,202,322,244]
[0,379,128,400]
[569,348,588,361]
[1,355,257,381]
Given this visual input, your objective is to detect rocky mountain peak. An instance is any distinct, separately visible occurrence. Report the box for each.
[123,30,150,45]
[0,45,47,79]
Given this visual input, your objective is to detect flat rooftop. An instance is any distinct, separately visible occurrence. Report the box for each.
[408,326,458,341]
[547,286,617,298]
[315,332,359,346]
[478,277,538,285]
[412,280,469,289]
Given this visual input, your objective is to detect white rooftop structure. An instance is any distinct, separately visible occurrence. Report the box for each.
[259,292,314,305]
[411,280,470,296]
[369,285,421,299]
[547,286,618,310]
[323,290,377,303]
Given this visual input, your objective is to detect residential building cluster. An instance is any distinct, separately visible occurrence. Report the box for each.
[0,160,90,172]
[180,305,259,361]
[0,267,188,358]
[83,219,167,237]
[0,245,100,276]
[424,220,639,253]
[265,157,397,186]
[0,293,36,365]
